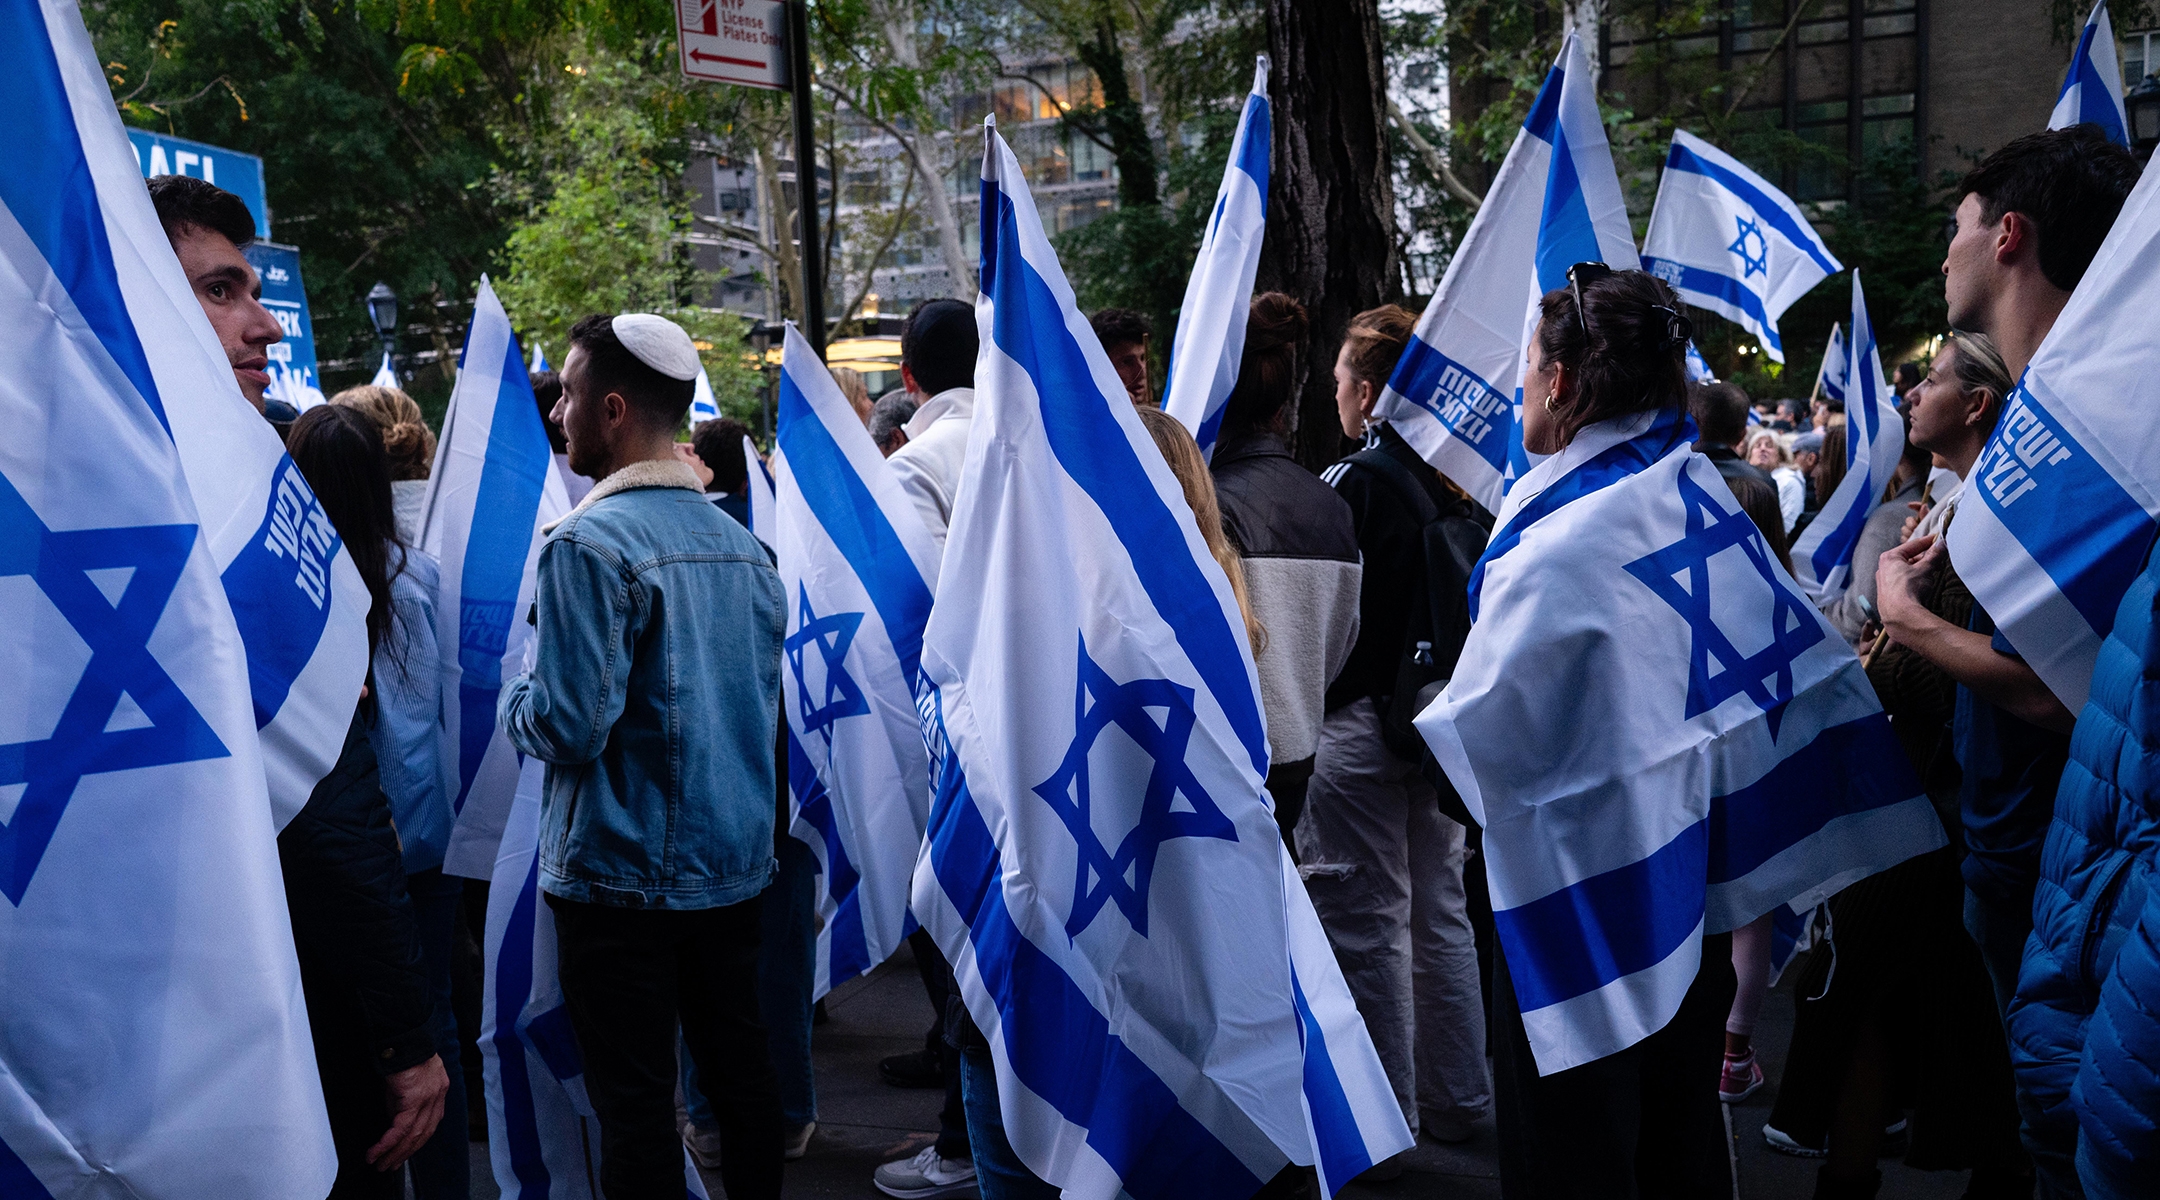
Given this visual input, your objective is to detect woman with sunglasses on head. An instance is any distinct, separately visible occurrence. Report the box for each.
[1426,264,1742,1198]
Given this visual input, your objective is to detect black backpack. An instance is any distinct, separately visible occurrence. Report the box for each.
[1344,446,1492,827]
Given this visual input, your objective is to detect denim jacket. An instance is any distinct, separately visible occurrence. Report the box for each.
[499,460,783,908]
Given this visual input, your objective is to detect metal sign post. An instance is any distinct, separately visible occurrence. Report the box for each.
[677,0,824,359]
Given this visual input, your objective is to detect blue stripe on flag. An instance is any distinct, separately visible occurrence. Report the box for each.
[491,856,553,1196]
[787,722,872,983]
[1496,819,1709,1013]
[1501,711,1920,1012]
[521,1003,582,1084]
[1639,256,1785,355]
[221,457,341,728]
[1807,456,1876,584]
[1533,116,1602,293]
[0,1134,56,1200]
[983,188,1270,775]
[1662,142,1840,276]
[4,1,168,431]
[1234,92,1271,200]
[455,336,551,810]
[1291,970,1373,1186]
[1972,383,2158,639]
[1470,408,1696,619]
[926,767,1266,1196]
[1388,337,1514,476]
[1706,712,1910,884]
[776,373,934,686]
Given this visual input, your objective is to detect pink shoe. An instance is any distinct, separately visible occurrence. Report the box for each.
[1720,1050,1765,1103]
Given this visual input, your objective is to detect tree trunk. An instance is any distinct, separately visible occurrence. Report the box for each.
[1261,0,1400,471]
[1073,14,1159,210]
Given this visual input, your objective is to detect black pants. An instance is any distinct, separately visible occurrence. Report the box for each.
[548,894,783,1199]
[1492,933,1735,1200]
[317,1030,400,1200]
[908,926,971,1159]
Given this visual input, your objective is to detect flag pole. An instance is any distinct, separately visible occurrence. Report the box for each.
[787,0,826,361]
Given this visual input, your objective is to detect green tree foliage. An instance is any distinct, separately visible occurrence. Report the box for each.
[87,0,511,402]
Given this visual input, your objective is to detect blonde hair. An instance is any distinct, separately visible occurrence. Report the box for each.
[829,366,872,419]
[1136,407,1265,654]
[1942,330,2013,414]
[329,384,436,481]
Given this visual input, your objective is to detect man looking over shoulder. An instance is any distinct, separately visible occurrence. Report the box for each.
[500,313,786,1200]
[148,174,448,1195]
[1875,127,2138,1039]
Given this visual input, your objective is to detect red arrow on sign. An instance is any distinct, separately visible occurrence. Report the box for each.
[689,48,766,69]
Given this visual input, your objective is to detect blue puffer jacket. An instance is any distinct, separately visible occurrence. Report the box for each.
[2009,545,2160,1200]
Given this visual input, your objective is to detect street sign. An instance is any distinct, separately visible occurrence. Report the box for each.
[676,0,788,90]
[243,242,325,407]
[125,129,271,240]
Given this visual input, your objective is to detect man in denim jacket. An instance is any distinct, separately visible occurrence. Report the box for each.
[500,312,785,1199]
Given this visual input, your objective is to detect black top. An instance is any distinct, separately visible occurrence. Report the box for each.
[1698,444,1776,488]
[1321,424,1483,712]
[1211,430,1359,566]
[1953,604,2071,911]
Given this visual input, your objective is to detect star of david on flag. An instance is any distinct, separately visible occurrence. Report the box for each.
[909,116,1410,1199]
[772,321,940,998]
[786,585,871,740]
[1624,469,1825,734]
[1728,215,1770,278]
[1641,129,1841,364]
[1,0,336,1189]
[1033,636,1237,940]
[1419,408,1943,1075]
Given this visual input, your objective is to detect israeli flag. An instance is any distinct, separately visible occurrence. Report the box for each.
[530,342,549,373]
[1946,156,2160,711]
[1375,34,1637,513]
[745,434,776,547]
[774,322,940,995]
[1790,273,1904,601]
[2051,0,2131,147]
[479,759,715,1199]
[423,279,572,879]
[1163,56,1270,457]
[1641,130,1841,363]
[1816,322,1848,408]
[691,362,721,423]
[372,350,398,388]
[1417,407,1944,1073]
[1685,341,1716,383]
[911,119,1411,1199]
[1,0,334,1190]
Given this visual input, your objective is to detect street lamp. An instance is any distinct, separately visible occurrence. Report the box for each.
[2128,73,2160,163]
[366,281,399,381]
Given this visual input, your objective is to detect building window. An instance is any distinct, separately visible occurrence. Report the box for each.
[2125,29,2160,84]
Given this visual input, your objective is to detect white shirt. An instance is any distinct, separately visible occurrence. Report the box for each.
[887,387,975,560]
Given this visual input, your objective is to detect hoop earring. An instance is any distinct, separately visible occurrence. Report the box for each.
[1544,393,1561,414]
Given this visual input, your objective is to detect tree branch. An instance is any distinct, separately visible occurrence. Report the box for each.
[1724,0,1816,119]
[1388,100,1483,209]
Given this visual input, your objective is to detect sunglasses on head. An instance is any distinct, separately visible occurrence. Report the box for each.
[1567,261,1615,342]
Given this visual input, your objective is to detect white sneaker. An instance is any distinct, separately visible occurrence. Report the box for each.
[873,1146,977,1199]
[784,1120,815,1161]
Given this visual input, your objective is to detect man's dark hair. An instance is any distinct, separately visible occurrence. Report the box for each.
[1089,307,1151,352]
[530,370,567,453]
[900,298,977,397]
[146,175,256,247]
[1955,126,2140,293]
[1776,398,1802,418]
[690,418,751,493]
[1893,362,1923,392]
[567,314,695,427]
[1687,380,1753,448]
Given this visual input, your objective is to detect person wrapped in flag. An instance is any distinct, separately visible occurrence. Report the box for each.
[1415,265,1943,1197]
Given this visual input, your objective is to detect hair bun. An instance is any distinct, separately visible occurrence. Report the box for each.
[1245,292,1309,353]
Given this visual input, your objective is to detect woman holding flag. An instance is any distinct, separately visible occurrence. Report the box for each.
[1416,265,1944,1197]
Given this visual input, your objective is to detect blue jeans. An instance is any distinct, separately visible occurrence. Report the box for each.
[685,838,817,1130]
[406,868,469,1199]
[961,1043,1057,1199]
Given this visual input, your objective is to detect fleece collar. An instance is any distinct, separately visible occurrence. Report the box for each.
[543,458,702,534]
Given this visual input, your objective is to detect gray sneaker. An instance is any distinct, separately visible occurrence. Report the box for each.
[784,1120,815,1161]
[873,1146,978,1199]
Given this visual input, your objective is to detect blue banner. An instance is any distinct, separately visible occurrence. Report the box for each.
[243,242,322,406]
[124,128,270,239]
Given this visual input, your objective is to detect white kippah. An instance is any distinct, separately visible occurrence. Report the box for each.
[610,313,701,381]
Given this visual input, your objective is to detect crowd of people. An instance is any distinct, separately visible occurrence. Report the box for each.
[138,119,2155,1200]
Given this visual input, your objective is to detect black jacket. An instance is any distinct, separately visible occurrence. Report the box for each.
[1212,431,1360,566]
[279,715,436,1076]
[1321,425,1488,713]
[1698,444,1775,488]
